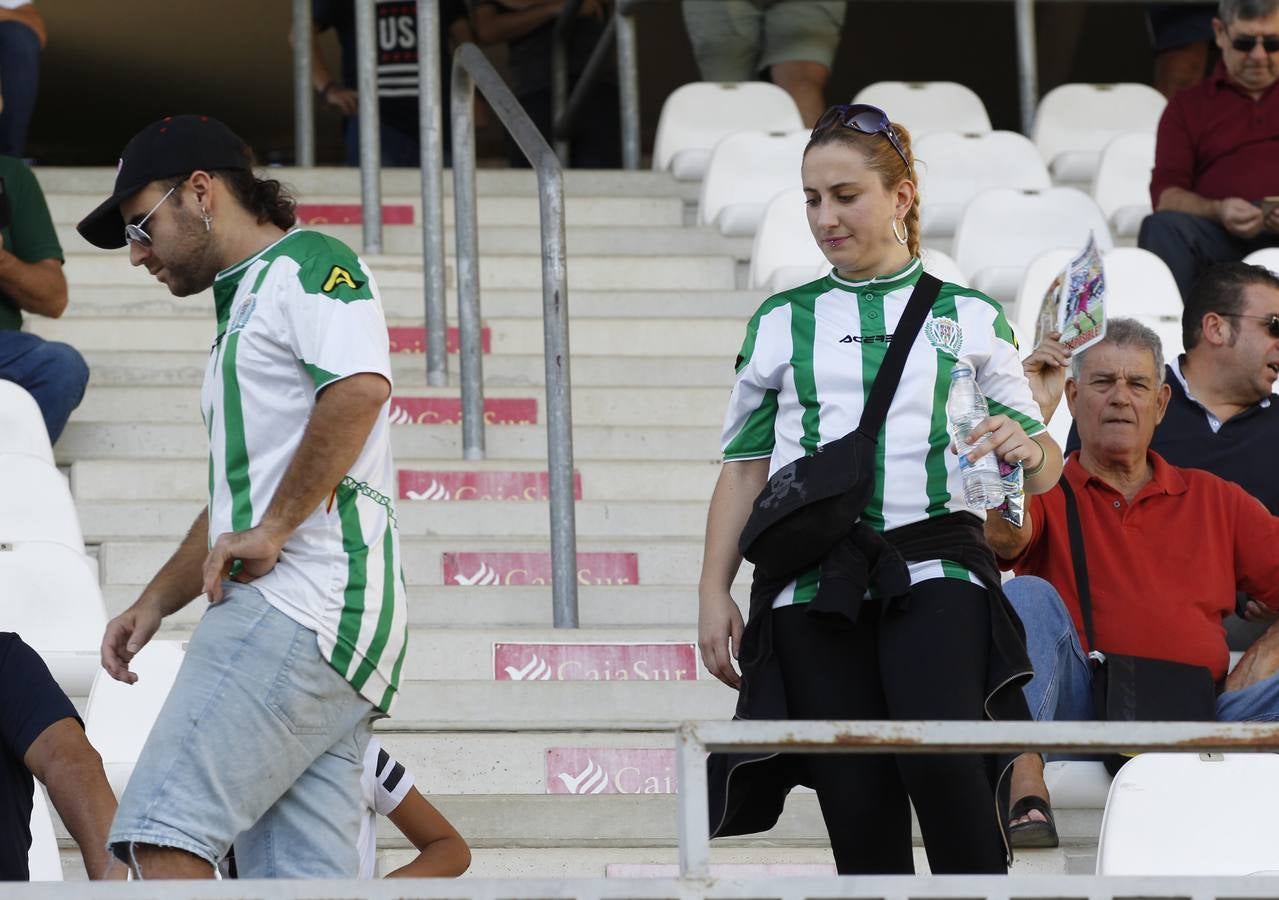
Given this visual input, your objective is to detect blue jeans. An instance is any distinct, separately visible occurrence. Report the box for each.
[342,116,424,168]
[1005,575,1279,726]
[0,331,89,443]
[109,582,375,877]
[0,21,39,157]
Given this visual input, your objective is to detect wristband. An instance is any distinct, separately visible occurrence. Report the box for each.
[1023,440,1048,477]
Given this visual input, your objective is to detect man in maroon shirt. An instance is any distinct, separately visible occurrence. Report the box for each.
[983,318,1279,849]
[1139,0,1279,298]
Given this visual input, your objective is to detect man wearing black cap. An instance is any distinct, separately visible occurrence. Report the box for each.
[78,114,408,879]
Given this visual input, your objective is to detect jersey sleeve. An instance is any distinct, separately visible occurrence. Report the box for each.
[6,162,63,265]
[368,738,415,816]
[280,246,393,394]
[973,301,1046,439]
[720,304,785,462]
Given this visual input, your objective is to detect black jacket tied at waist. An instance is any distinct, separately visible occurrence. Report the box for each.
[708,512,1033,842]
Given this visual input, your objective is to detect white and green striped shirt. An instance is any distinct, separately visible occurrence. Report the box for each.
[203,229,408,713]
[721,258,1045,606]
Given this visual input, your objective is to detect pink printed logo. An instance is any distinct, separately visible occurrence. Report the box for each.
[387,326,492,355]
[399,470,582,502]
[494,643,695,681]
[294,203,415,225]
[388,397,537,425]
[443,552,638,586]
[547,748,678,794]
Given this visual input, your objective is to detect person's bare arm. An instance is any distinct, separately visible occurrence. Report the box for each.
[384,786,471,878]
[0,236,67,318]
[307,27,359,116]
[24,719,121,880]
[698,458,768,689]
[1158,187,1265,238]
[202,373,391,600]
[0,4,46,48]
[470,0,564,44]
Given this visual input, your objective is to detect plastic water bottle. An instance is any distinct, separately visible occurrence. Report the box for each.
[946,364,1005,510]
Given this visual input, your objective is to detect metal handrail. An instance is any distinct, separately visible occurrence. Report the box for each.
[291,0,315,168]
[451,42,580,629]
[675,719,1279,878]
[355,0,383,254]
[418,0,449,388]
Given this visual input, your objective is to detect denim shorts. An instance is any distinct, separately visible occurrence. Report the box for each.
[682,0,847,79]
[108,582,375,878]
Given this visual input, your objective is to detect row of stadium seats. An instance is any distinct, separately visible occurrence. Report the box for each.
[656,80,1165,186]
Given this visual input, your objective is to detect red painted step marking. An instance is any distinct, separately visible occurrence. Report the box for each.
[387,326,491,354]
[442,551,638,586]
[388,397,537,425]
[496,643,694,682]
[546,748,679,794]
[399,470,582,501]
[294,203,415,225]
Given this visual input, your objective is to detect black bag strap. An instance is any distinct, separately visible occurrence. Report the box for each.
[854,272,942,442]
[1058,477,1097,649]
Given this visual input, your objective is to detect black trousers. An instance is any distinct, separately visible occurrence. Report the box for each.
[1138,210,1279,300]
[771,578,1006,875]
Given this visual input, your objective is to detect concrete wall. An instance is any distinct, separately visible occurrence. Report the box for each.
[27,1,1160,165]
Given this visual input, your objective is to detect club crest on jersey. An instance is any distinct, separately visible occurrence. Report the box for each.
[924,315,963,358]
[322,265,364,293]
[229,296,257,333]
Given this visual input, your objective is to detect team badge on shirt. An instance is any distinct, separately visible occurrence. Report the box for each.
[924,315,963,358]
[229,296,257,333]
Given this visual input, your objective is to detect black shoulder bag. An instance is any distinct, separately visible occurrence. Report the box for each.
[1059,477,1217,774]
[737,273,942,575]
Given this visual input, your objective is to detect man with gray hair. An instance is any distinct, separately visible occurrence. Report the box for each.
[1139,0,1279,298]
[983,318,1279,849]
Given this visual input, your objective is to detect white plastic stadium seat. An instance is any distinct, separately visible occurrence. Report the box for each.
[0,542,107,696]
[0,453,84,551]
[652,83,803,181]
[1032,83,1166,183]
[1096,753,1279,875]
[1092,132,1156,239]
[1013,247,1180,344]
[85,640,186,798]
[1044,760,1113,810]
[0,380,54,464]
[27,784,62,881]
[919,248,966,285]
[852,81,992,136]
[952,187,1113,306]
[1244,247,1279,275]
[698,130,809,236]
[915,131,1051,238]
[750,189,828,294]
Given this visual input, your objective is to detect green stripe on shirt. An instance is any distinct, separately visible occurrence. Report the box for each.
[349,520,397,692]
[220,331,253,531]
[331,480,369,677]
[924,296,960,517]
[858,294,889,529]
[790,299,822,454]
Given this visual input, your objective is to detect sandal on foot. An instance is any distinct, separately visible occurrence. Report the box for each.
[1008,795,1059,849]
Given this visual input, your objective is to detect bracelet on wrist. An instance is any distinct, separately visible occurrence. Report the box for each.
[1023,440,1048,477]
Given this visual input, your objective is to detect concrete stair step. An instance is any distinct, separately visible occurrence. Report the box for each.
[54,222,748,259]
[76,499,709,541]
[106,585,741,628]
[48,194,685,229]
[61,286,761,320]
[33,316,744,357]
[56,422,723,463]
[35,166,700,200]
[68,386,730,427]
[71,459,719,502]
[96,537,732,588]
[63,252,736,291]
[77,350,737,389]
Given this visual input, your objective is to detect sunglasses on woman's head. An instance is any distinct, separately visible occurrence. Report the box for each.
[1230,32,1279,53]
[1221,312,1279,338]
[811,103,911,171]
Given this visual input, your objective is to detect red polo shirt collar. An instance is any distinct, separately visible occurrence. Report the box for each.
[1209,60,1279,102]
[1063,449,1188,504]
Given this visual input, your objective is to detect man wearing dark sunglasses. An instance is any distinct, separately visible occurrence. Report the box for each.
[1140,0,1279,299]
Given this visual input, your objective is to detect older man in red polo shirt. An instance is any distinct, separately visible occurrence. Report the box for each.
[1139,0,1279,298]
[983,318,1279,849]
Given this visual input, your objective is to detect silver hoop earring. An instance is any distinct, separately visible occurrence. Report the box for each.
[200,207,212,232]
[892,218,908,246]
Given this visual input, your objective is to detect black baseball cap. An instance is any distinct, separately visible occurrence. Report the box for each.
[77,114,253,250]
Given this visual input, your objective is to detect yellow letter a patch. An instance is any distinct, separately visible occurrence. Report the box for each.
[322,265,359,293]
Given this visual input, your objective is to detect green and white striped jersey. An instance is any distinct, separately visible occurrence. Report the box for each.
[203,229,408,714]
[720,258,1046,606]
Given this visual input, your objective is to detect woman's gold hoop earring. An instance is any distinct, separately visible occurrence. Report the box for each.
[892,218,908,246]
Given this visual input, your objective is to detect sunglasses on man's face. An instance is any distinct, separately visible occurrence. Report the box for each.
[812,103,911,171]
[124,184,177,248]
[1221,312,1279,338]
[1229,32,1279,53]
